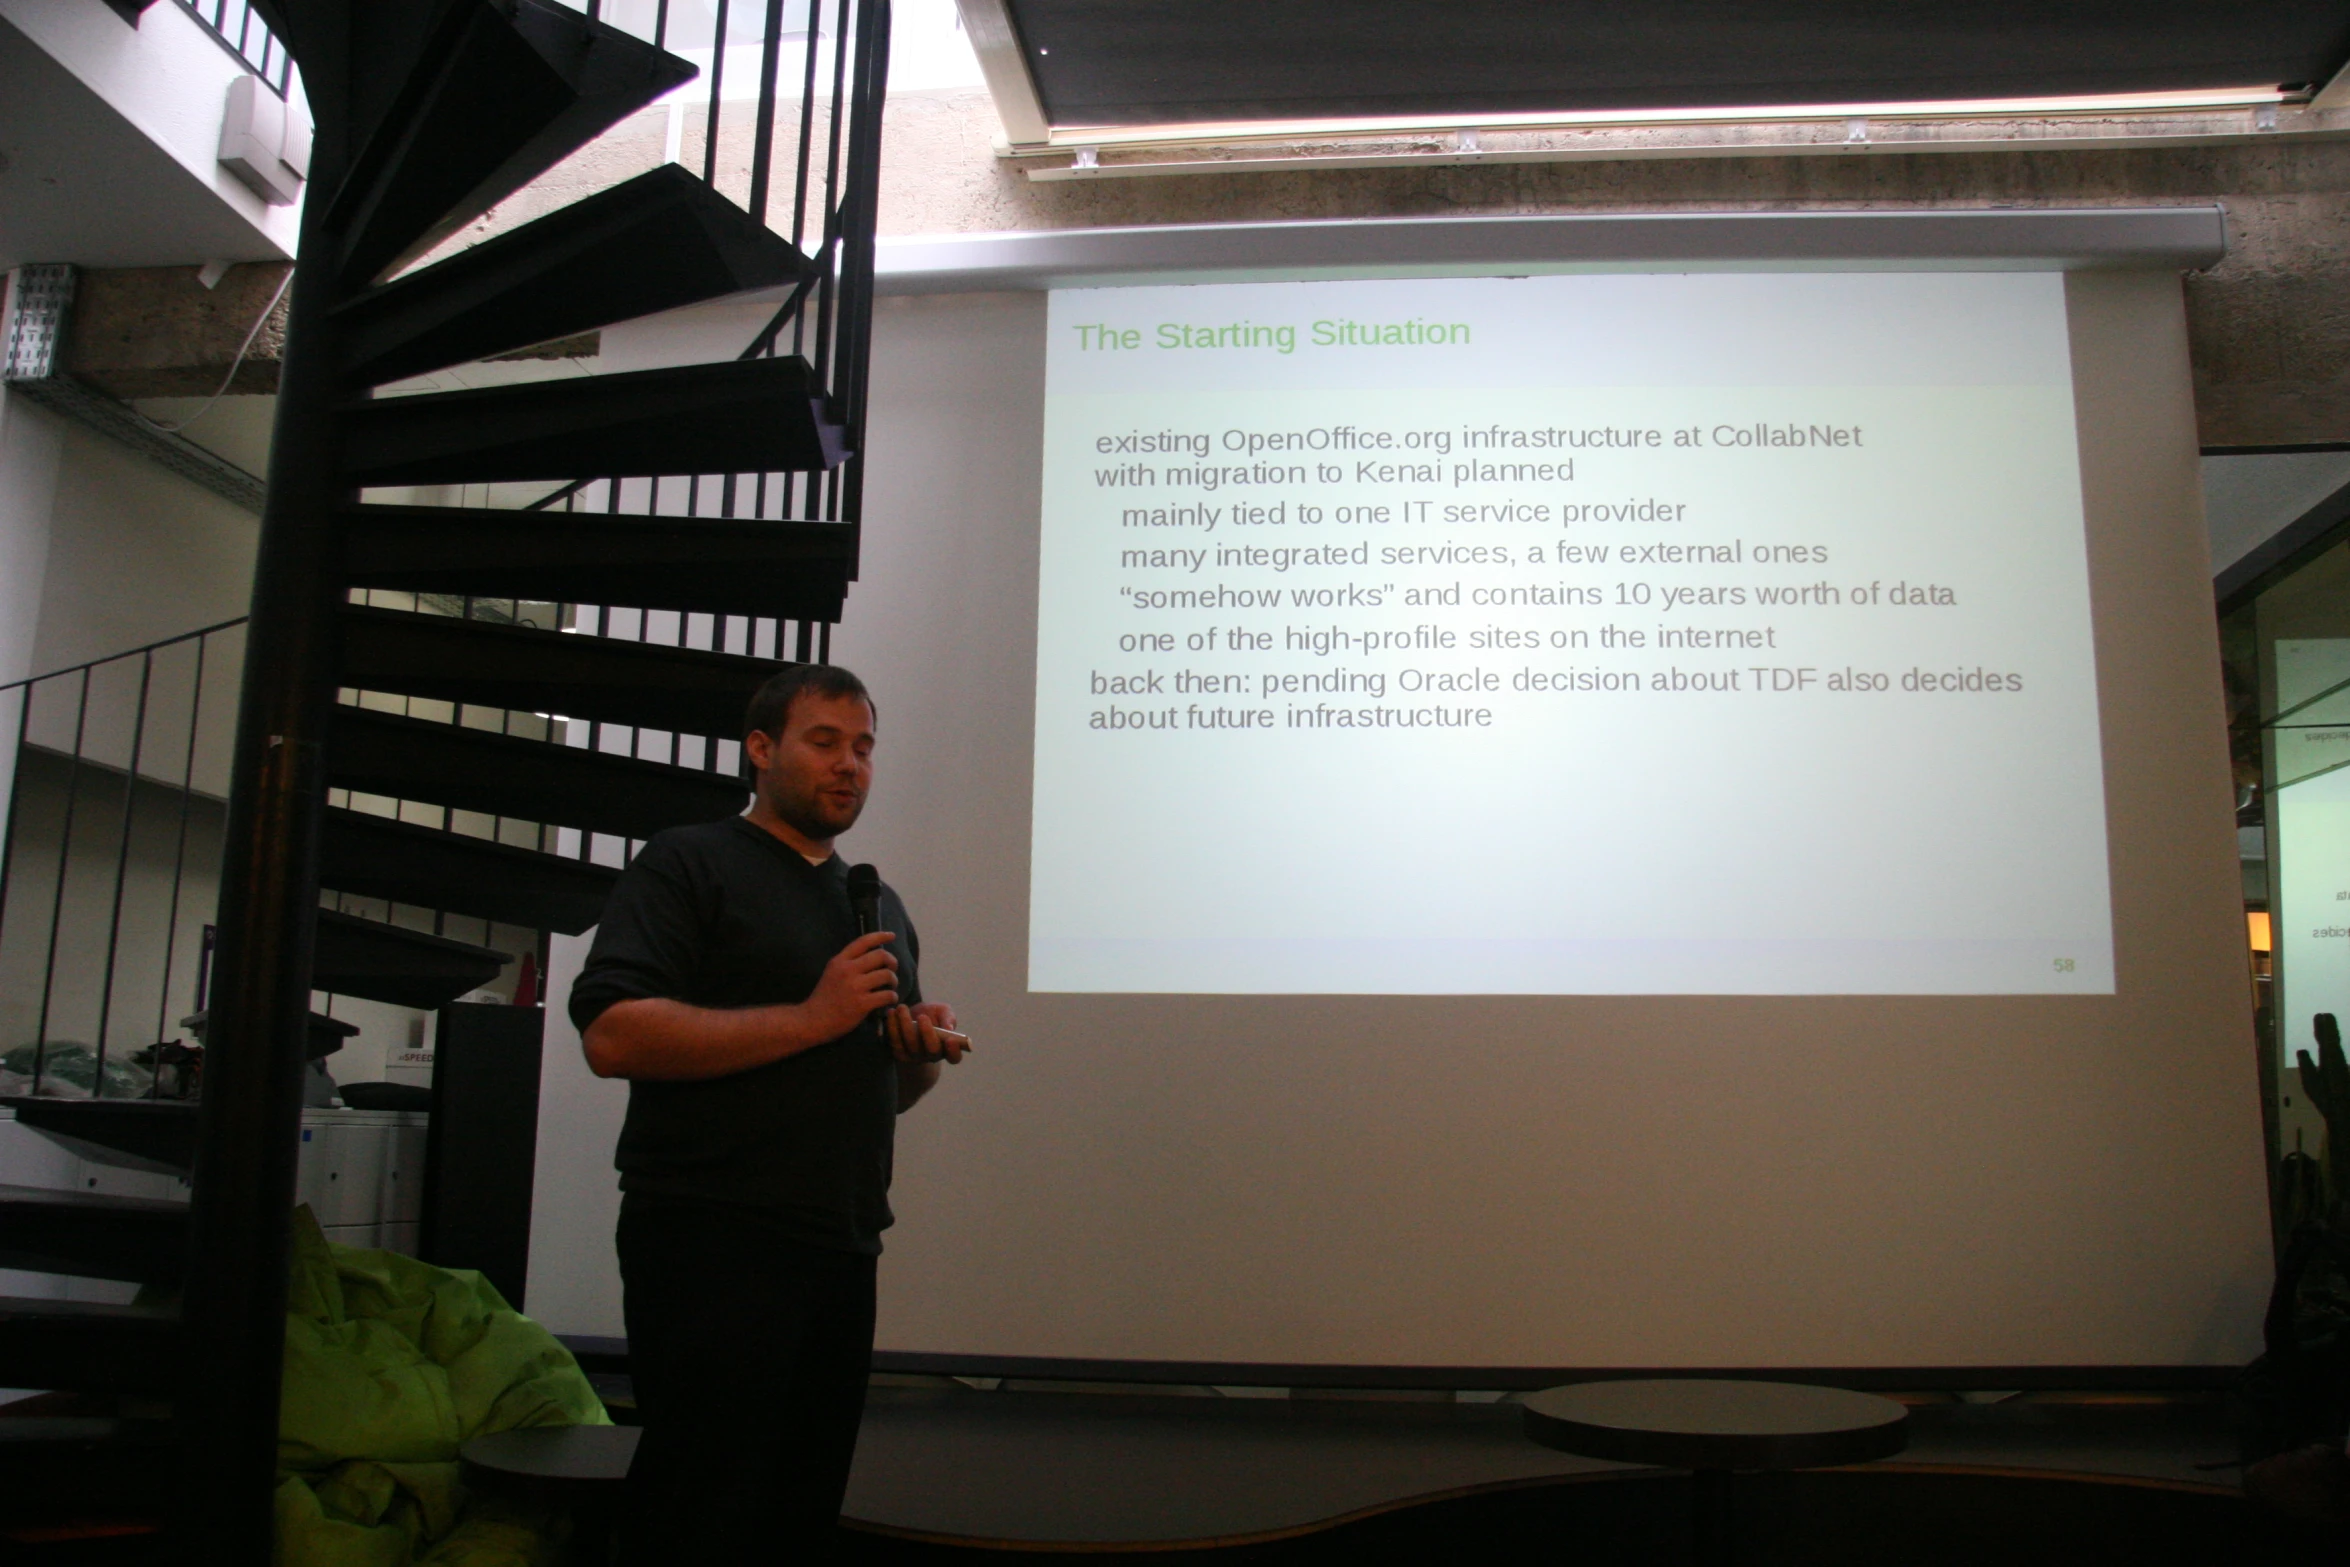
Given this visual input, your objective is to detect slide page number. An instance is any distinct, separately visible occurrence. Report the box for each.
[2053,958,2076,973]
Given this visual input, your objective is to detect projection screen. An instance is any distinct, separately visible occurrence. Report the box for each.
[531,210,2272,1379]
[1029,271,2112,999]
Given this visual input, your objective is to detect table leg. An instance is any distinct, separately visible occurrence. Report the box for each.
[1691,1467,1734,1567]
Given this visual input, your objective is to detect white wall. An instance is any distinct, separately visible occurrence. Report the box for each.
[0,388,61,687]
[0,749,225,1067]
[826,279,2271,1371]
[2,417,254,826]
[0,0,301,262]
[518,293,1037,1338]
[0,373,64,871]
[0,342,265,1103]
[30,419,258,677]
[528,274,2268,1369]
[523,930,626,1333]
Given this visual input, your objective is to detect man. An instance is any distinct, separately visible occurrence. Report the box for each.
[569,663,968,1562]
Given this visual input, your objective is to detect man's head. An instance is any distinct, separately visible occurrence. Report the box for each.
[742,664,878,850]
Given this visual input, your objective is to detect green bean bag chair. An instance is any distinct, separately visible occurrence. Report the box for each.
[272,1206,612,1567]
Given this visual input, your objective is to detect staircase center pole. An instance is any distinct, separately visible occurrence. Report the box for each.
[174,30,352,1560]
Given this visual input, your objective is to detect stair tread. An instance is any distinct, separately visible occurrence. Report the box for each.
[315,908,508,1010]
[321,806,619,935]
[333,0,695,285]
[341,356,848,486]
[341,604,782,735]
[317,907,504,960]
[5,1099,197,1176]
[0,1295,177,1394]
[0,1186,188,1286]
[0,1183,187,1216]
[343,503,855,620]
[0,1296,176,1323]
[329,705,747,843]
[338,164,814,387]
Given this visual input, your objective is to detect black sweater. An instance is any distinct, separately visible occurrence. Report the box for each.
[568,816,920,1254]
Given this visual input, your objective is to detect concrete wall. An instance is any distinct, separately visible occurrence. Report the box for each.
[58,61,2350,452]
[875,93,2350,450]
[463,87,2350,452]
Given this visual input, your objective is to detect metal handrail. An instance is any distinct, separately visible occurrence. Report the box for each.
[0,0,891,1102]
[542,0,887,665]
[0,616,249,1099]
[0,616,249,697]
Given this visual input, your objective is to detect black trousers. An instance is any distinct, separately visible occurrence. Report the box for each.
[616,1194,878,1564]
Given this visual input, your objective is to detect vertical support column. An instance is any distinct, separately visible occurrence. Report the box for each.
[174,25,351,1559]
[834,0,886,578]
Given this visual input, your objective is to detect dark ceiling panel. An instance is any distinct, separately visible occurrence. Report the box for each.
[1005,1,2350,127]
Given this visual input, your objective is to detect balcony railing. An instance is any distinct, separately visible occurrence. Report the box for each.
[175,0,293,97]
[0,618,248,1099]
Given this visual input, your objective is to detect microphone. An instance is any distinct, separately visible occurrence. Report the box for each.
[846,862,882,937]
[846,863,898,1039]
[847,864,968,1058]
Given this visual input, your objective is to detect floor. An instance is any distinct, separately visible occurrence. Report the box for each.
[835,1383,2243,1547]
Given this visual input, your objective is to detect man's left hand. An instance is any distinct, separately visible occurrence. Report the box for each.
[886,1002,968,1064]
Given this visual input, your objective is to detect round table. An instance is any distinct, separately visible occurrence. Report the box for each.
[461,1425,641,1564]
[1521,1379,1908,1566]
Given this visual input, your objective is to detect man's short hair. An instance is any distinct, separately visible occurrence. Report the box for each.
[743,663,875,743]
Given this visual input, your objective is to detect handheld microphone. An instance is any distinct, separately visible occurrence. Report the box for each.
[846,863,968,1057]
[846,863,897,1039]
[846,862,883,937]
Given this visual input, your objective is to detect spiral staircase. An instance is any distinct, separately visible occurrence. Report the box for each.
[0,0,888,1555]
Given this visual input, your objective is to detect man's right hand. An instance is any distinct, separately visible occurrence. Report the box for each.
[804,930,898,1040]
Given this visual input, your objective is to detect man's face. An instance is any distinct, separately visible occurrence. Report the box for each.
[750,691,876,843]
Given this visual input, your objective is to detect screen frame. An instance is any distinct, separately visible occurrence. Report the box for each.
[870,207,2226,299]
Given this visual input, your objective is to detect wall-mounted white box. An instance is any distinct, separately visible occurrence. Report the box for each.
[218,71,311,205]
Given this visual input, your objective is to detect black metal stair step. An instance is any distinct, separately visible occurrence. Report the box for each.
[0,1411,173,1521]
[321,806,619,935]
[341,604,783,736]
[314,909,506,1011]
[6,1099,197,1175]
[337,164,814,387]
[342,356,847,486]
[329,705,747,842]
[343,503,854,620]
[0,1297,176,1394]
[178,1011,359,1065]
[0,1185,186,1285]
[332,0,693,286]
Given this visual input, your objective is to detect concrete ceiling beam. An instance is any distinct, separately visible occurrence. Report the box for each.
[61,261,291,399]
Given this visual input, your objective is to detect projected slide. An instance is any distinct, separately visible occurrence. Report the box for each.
[1029,273,2113,995]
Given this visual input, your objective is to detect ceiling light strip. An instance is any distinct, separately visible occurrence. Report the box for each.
[1026,131,2285,182]
[1016,86,2299,154]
